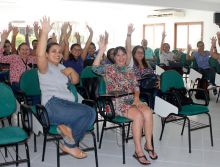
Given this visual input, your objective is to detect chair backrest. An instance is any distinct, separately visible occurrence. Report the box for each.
[154,96,178,117]
[160,70,184,92]
[154,48,160,64]
[20,104,34,136]
[0,83,16,118]
[20,69,41,96]
[80,66,106,98]
[36,104,50,133]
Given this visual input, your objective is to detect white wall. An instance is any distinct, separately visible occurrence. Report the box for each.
[0,1,219,51]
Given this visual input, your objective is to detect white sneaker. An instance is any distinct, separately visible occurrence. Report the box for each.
[207,84,216,90]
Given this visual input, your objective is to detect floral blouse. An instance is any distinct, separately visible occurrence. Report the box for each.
[92,64,139,116]
[133,64,154,80]
[0,48,36,83]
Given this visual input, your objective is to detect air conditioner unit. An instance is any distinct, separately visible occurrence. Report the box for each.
[147,8,185,18]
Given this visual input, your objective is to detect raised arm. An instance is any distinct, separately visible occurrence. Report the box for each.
[25,25,31,48]
[0,30,10,49]
[160,31,166,53]
[74,32,81,45]
[93,32,108,66]
[81,25,93,61]
[36,17,53,74]
[125,24,135,66]
[11,26,19,54]
[186,44,194,61]
[210,36,220,59]
[217,32,220,47]
[33,22,40,40]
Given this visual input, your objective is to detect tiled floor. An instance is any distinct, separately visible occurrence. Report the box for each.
[1,86,220,167]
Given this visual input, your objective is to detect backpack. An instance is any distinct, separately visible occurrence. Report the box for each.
[139,73,158,90]
[195,78,209,100]
[168,87,193,106]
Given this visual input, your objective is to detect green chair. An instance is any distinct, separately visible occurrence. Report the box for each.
[209,57,220,73]
[0,83,32,167]
[97,93,132,164]
[19,69,41,152]
[158,70,213,153]
[35,83,98,167]
[154,48,160,65]
[79,66,106,142]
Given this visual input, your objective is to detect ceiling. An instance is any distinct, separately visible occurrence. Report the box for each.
[63,0,220,12]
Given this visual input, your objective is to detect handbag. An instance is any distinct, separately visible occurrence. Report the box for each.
[139,73,158,90]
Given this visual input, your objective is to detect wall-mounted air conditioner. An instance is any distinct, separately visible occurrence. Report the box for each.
[147,8,185,18]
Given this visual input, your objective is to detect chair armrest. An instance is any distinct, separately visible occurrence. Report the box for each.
[82,99,96,107]
[188,88,209,106]
[35,104,50,133]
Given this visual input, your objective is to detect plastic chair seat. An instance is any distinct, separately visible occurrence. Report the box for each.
[180,104,209,116]
[0,126,28,145]
[112,116,132,124]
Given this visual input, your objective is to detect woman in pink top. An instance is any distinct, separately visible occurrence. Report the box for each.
[0,30,36,92]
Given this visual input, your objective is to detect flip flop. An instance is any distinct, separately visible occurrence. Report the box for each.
[144,147,158,160]
[133,152,151,165]
[59,143,87,159]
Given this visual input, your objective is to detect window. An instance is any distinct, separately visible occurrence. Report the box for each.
[143,23,165,49]
[174,22,203,50]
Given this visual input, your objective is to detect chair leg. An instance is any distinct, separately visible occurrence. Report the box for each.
[25,142,30,167]
[91,131,99,167]
[181,118,186,135]
[96,114,99,142]
[57,140,60,167]
[98,120,106,149]
[206,113,214,146]
[42,134,47,161]
[216,89,220,103]
[122,124,126,164]
[34,134,37,152]
[186,117,191,153]
[126,123,131,143]
[159,118,166,141]
[16,144,18,166]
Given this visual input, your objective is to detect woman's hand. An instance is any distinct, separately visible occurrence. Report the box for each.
[62,67,79,84]
[61,67,74,76]
[132,97,141,107]
[40,16,53,34]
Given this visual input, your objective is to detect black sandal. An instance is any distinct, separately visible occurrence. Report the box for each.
[144,147,158,160]
[133,152,151,165]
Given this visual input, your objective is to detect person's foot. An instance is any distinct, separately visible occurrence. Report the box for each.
[60,144,87,159]
[144,144,158,160]
[133,152,151,165]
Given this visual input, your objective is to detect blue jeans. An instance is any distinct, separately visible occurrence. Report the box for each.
[45,96,96,148]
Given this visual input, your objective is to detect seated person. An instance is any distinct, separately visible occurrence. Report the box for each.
[160,32,182,74]
[92,32,158,165]
[131,45,159,109]
[37,17,96,159]
[63,26,93,74]
[0,30,36,93]
[187,42,217,89]
[141,39,156,69]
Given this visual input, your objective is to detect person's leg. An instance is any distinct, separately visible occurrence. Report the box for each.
[45,97,96,158]
[137,103,157,159]
[123,106,150,164]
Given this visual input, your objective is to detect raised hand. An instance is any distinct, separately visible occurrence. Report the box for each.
[40,16,53,34]
[162,31,166,39]
[98,32,108,52]
[127,23,135,35]
[74,32,80,42]
[12,26,19,37]
[26,25,30,35]
[51,33,57,43]
[33,22,39,33]
[61,22,69,34]
[86,25,93,35]
[211,36,217,47]
[1,30,10,42]
[0,30,10,47]
[67,23,72,39]
[8,23,13,33]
